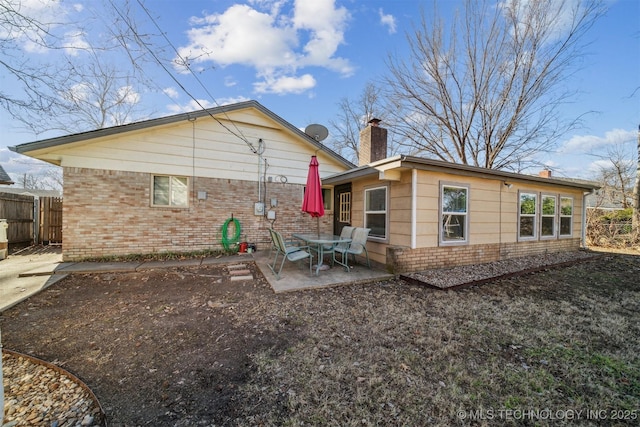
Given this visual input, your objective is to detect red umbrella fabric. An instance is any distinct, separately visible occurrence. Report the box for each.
[301,155,325,218]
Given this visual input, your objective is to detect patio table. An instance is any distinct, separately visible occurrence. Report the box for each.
[292,233,352,275]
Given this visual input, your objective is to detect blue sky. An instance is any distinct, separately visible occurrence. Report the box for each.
[1,0,638,183]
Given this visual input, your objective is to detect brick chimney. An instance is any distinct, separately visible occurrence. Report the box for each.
[539,169,552,178]
[359,118,388,166]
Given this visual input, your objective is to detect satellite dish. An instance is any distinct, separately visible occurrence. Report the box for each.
[304,124,329,142]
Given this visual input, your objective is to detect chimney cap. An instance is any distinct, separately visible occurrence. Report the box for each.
[368,118,382,126]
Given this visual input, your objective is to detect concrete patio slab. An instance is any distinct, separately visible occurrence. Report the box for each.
[252,251,394,293]
[1,247,63,312]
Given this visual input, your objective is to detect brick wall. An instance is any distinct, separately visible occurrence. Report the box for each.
[62,168,332,261]
[386,238,582,274]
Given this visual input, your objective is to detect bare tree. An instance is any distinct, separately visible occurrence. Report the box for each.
[593,143,635,209]
[384,0,604,170]
[0,0,74,118]
[39,57,148,134]
[328,83,383,164]
[17,172,45,190]
[2,1,159,135]
[328,82,406,164]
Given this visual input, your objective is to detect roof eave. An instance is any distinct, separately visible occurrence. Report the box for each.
[324,155,599,191]
[399,156,599,190]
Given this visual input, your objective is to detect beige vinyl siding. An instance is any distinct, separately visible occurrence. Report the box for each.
[388,172,412,247]
[352,169,586,255]
[350,176,386,265]
[415,174,439,247]
[470,185,503,245]
[35,109,346,184]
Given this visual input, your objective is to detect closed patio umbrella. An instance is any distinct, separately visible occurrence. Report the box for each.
[301,155,324,236]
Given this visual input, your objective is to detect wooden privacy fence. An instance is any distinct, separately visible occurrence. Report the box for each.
[39,196,63,244]
[0,192,34,245]
[0,193,62,246]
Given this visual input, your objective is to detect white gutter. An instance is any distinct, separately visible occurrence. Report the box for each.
[411,168,417,249]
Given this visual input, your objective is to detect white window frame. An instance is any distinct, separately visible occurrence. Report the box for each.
[152,175,189,208]
[540,194,557,239]
[439,183,469,245]
[518,192,537,240]
[364,185,388,241]
[559,196,574,237]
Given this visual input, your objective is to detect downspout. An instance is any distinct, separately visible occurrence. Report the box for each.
[411,169,417,249]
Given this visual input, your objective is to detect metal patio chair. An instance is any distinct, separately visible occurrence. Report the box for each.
[267,228,313,279]
[323,226,355,266]
[333,227,371,270]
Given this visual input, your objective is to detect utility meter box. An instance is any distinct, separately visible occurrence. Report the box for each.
[254,202,265,216]
[0,219,8,260]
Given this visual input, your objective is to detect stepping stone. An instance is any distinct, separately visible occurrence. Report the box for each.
[230,275,254,282]
[228,269,252,276]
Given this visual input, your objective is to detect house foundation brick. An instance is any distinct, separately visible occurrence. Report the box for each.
[386,238,581,274]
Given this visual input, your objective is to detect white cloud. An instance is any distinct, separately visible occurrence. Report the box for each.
[166,96,250,114]
[378,8,396,34]
[65,83,91,102]
[500,0,592,43]
[0,147,54,182]
[163,87,180,99]
[167,99,218,113]
[117,85,140,105]
[63,31,90,56]
[292,0,352,73]
[217,95,251,105]
[177,0,352,95]
[254,73,316,94]
[560,128,636,154]
[181,4,297,70]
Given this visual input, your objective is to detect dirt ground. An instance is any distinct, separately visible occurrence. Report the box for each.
[2,252,639,426]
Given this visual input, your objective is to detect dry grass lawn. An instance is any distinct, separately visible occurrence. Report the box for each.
[2,252,639,426]
[239,254,640,426]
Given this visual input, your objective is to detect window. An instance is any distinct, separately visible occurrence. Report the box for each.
[560,197,573,237]
[441,185,468,243]
[153,175,188,207]
[339,191,351,223]
[322,188,332,210]
[519,192,537,239]
[303,187,332,210]
[541,195,556,238]
[364,186,387,239]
